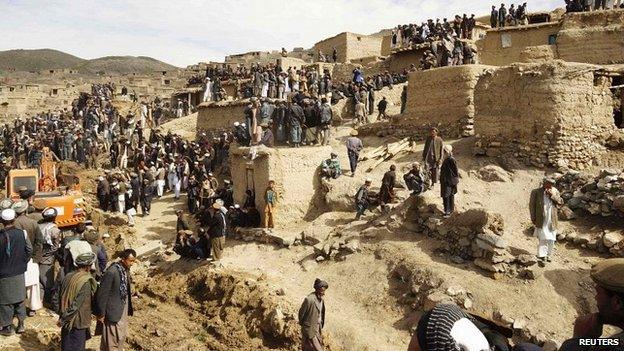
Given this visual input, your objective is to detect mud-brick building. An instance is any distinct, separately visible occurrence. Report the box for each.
[195,100,248,136]
[230,145,331,227]
[474,61,616,169]
[312,32,383,63]
[477,9,624,66]
[396,65,493,138]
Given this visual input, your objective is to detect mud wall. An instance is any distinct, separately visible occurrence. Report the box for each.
[230,145,331,227]
[396,65,492,138]
[385,49,426,73]
[474,61,615,169]
[477,23,561,66]
[313,32,383,63]
[556,10,624,65]
[196,102,246,134]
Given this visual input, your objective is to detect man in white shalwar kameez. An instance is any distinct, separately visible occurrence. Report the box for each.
[529,178,563,263]
[203,78,213,102]
[23,231,42,314]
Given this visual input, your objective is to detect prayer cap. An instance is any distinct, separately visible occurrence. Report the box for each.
[443,144,453,153]
[75,251,96,266]
[234,122,240,127]
[591,258,624,293]
[12,200,28,214]
[212,202,222,210]
[1,208,16,221]
[0,198,13,210]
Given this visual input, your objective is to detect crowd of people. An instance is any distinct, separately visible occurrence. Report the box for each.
[490,3,529,28]
[566,0,623,11]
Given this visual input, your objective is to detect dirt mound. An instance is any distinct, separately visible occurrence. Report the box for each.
[135,267,340,351]
[157,112,198,140]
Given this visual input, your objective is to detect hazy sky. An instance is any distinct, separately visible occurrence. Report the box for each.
[0,0,562,67]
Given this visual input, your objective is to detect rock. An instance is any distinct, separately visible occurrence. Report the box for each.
[613,195,624,212]
[603,230,623,248]
[422,291,454,310]
[542,339,561,351]
[315,256,326,262]
[445,285,466,297]
[476,232,508,249]
[301,260,318,272]
[343,240,360,254]
[462,297,473,309]
[361,227,392,239]
[264,308,286,336]
[520,266,542,280]
[275,288,285,296]
[474,258,507,273]
[516,254,538,267]
[558,206,576,220]
[450,256,466,264]
[513,318,527,330]
[478,165,512,182]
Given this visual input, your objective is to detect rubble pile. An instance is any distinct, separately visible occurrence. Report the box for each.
[555,168,624,218]
[406,197,514,273]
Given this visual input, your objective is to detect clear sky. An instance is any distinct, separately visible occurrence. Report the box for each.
[0,0,562,67]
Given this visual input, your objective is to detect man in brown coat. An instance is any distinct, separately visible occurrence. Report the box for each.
[298,279,328,351]
[13,200,43,264]
[529,178,563,263]
[422,127,444,186]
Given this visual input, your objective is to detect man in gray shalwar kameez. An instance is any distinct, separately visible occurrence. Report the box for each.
[0,208,32,336]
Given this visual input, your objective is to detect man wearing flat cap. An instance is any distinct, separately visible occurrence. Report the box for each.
[298,279,328,351]
[529,177,563,264]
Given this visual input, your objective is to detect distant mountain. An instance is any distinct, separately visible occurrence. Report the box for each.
[0,49,85,72]
[74,55,178,74]
[0,49,178,74]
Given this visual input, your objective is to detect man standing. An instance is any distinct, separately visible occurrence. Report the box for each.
[208,202,226,265]
[298,279,328,351]
[379,165,397,205]
[422,128,444,186]
[95,249,137,351]
[288,99,305,148]
[345,130,363,177]
[355,179,372,220]
[57,252,97,351]
[498,3,507,28]
[490,5,499,28]
[13,200,43,315]
[377,97,388,120]
[400,86,407,114]
[317,98,332,146]
[0,208,32,336]
[264,180,278,229]
[529,178,563,264]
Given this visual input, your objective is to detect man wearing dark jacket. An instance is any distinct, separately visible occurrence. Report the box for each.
[97,176,110,211]
[422,128,444,186]
[0,209,32,336]
[94,249,137,351]
[13,200,43,264]
[207,202,226,264]
[298,279,328,351]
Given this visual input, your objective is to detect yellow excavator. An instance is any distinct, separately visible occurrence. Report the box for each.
[5,147,86,228]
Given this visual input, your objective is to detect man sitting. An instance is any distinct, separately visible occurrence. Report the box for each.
[320,153,342,179]
[403,162,425,196]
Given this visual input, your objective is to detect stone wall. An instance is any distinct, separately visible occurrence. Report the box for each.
[477,22,561,66]
[396,65,492,138]
[474,61,615,169]
[385,49,426,74]
[196,101,247,136]
[230,145,331,227]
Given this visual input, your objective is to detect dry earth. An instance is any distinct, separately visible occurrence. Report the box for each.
[0,121,617,351]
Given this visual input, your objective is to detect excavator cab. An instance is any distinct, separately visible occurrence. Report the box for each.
[5,168,86,228]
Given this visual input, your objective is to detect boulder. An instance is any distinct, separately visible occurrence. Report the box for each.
[558,206,576,220]
[478,165,512,183]
[450,209,505,235]
[422,291,454,311]
[603,230,624,248]
[516,254,538,267]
